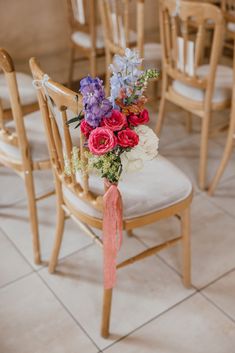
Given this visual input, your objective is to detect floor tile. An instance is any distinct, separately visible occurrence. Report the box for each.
[0,228,32,288]
[0,273,97,353]
[0,196,93,268]
[162,134,235,191]
[104,294,235,353]
[209,176,235,218]
[203,269,235,321]
[40,236,194,349]
[0,166,54,206]
[135,194,235,289]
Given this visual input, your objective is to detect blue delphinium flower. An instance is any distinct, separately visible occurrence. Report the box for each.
[80,76,113,127]
[109,48,144,107]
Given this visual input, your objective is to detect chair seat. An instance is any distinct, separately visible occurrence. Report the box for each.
[71,25,138,50]
[0,110,49,162]
[62,155,192,220]
[0,72,37,110]
[172,65,233,104]
[71,25,105,49]
[228,22,235,32]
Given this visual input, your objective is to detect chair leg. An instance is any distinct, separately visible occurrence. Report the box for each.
[127,229,133,237]
[90,51,97,78]
[208,132,234,196]
[101,288,113,338]
[48,200,65,273]
[68,45,75,88]
[199,112,211,190]
[24,171,41,265]
[181,207,191,288]
[155,73,167,135]
[185,112,193,133]
[105,49,112,95]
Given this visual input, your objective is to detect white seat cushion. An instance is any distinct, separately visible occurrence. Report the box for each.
[228,22,235,32]
[0,110,49,162]
[71,25,138,49]
[172,65,233,104]
[0,72,37,110]
[71,25,105,49]
[62,155,192,220]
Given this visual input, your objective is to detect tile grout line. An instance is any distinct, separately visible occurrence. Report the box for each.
[102,292,197,352]
[36,271,102,352]
[200,291,235,325]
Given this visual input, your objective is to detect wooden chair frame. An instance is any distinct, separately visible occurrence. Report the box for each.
[99,0,145,93]
[221,0,235,50]
[0,49,53,265]
[156,0,226,190]
[30,56,192,338]
[67,0,105,87]
[208,42,235,195]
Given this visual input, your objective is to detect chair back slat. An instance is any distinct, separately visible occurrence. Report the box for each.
[100,0,135,54]
[221,0,235,26]
[0,49,29,159]
[30,58,103,209]
[160,0,224,91]
[71,0,86,24]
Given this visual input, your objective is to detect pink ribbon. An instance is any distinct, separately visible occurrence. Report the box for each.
[103,181,123,289]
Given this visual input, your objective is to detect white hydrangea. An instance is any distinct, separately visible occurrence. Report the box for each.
[121,125,159,173]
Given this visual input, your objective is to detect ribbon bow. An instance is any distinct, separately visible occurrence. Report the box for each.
[103,181,123,289]
[32,74,55,119]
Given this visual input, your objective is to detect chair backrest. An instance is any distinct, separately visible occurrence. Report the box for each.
[99,0,140,55]
[67,0,97,47]
[29,57,103,212]
[160,0,224,99]
[221,0,235,27]
[0,48,30,166]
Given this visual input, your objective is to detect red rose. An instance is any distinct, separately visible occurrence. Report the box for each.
[128,109,150,126]
[80,119,94,138]
[102,109,127,131]
[117,128,139,148]
[88,127,117,155]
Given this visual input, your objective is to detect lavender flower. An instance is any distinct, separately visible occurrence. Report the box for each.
[80,76,113,127]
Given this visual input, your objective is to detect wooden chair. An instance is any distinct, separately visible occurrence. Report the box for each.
[98,0,162,92]
[0,56,38,121]
[0,49,53,265]
[67,0,105,87]
[208,43,235,195]
[156,0,233,190]
[30,56,193,338]
[221,0,235,50]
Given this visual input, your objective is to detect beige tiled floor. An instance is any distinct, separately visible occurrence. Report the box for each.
[0,104,235,352]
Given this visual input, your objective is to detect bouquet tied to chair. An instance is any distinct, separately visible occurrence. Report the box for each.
[66,48,160,288]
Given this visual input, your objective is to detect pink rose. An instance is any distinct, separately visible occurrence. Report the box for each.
[88,127,117,155]
[128,109,150,126]
[102,110,127,131]
[117,128,139,148]
[80,119,94,138]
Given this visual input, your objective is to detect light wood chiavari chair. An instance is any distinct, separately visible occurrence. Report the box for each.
[221,0,235,50]
[99,0,162,92]
[0,55,38,121]
[156,0,233,190]
[0,48,53,265]
[30,57,193,338]
[67,0,105,87]
[208,43,235,195]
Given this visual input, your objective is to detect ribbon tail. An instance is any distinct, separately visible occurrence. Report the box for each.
[103,184,123,289]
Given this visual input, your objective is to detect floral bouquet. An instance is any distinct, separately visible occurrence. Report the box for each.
[67,48,160,184]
